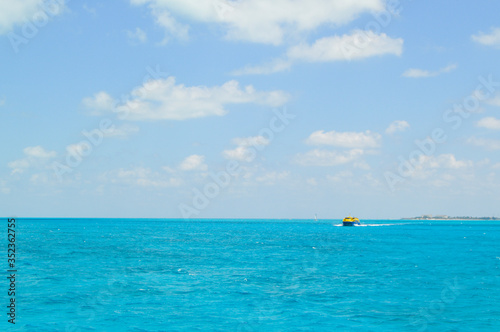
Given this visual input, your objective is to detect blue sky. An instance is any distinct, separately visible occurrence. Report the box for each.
[1,0,500,219]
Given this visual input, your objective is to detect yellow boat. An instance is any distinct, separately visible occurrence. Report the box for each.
[342,216,360,226]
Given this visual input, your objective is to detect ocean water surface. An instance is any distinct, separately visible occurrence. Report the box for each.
[5,218,500,331]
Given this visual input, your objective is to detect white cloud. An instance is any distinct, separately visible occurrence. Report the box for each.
[132,1,401,75]
[255,171,290,185]
[418,154,472,170]
[306,130,381,148]
[476,117,500,130]
[152,7,189,44]
[162,166,176,173]
[306,177,317,186]
[0,0,66,34]
[385,120,410,134]
[82,91,115,114]
[7,159,31,175]
[232,136,270,147]
[131,0,386,45]
[234,30,403,75]
[353,160,371,170]
[104,124,140,138]
[66,142,90,157]
[407,154,473,182]
[402,64,457,78]
[24,146,57,158]
[178,154,208,171]
[223,135,270,162]
[222,146,254,162]
[0,179,10,194]
[472,27,500,48]
[325,170,381,187]
[486,93,500,107]
[8,145,57,174]
[467,137,500,150]
[127,27,148,44]
[327,170,353,182]
[0,96,5,106]
[294,149,364,166]
[288,31,403,62]
[105,167,182,187]
[30,172,51,185]
[83,77,289,121]
[232,59,293,76]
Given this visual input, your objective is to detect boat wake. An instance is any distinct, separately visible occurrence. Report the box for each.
[334,223,405,227]
[358,223,399,227]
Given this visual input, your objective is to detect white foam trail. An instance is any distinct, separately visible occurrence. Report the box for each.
[334,223,407,227]
[358,223,397,227]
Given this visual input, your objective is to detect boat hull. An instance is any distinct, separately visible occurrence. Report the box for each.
[343,221,360,226]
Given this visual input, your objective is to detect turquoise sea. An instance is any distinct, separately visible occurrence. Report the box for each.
[4,218,500,331]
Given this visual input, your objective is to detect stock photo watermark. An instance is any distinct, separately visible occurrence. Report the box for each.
[7,0,67,54]
[52,119,115,181]
[178,108,296,219]
[235,233,335,331]
[384,74,500,191]
[52,65,168,181]
[340,0,406,60]
[409,277,462,331]
[6,217,17,325]
[65,277,127,332]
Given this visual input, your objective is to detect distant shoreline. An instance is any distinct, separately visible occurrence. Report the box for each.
[403,216,500,221]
